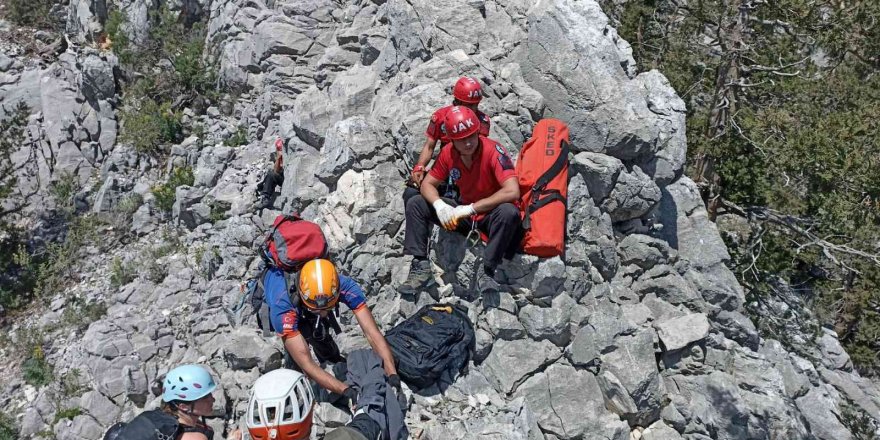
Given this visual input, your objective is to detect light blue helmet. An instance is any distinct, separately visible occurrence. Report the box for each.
[162,364,217,402]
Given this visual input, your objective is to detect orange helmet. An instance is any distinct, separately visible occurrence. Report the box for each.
[246,369,314,440]
[298,259,340,310]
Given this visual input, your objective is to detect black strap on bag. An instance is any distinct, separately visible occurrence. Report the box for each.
[522,139,570,230]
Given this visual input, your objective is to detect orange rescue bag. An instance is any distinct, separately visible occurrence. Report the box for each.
[516,119,570,257]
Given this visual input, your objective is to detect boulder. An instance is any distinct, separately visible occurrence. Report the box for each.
[654,313,710,352]
[483,339,561,394]
[599,329,666,426]
[516,363,630,439]
[517,293,575,346]
[571,152,624,203]
[602,166,662,222]
[221,328,283,371]
[172,186,206,230]
[795,386,854,440]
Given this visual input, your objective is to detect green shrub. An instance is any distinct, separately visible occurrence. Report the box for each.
[224,127,248,147]
[120,99,183,155]
[2,0,58,29]
[53,407,83,424]
[22,345,52,387]
[209,202,229,223]
[109,257,137,288]
[151,167,194,213]
[0,412,17,440]
[49,171,81,217]
[35,215,105,297]
[60,369,85,399]
[61,298,107,332]
[104,9,133,65]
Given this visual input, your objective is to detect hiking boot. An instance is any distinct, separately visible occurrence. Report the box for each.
[475,265,500,295]
[255,194,272,210]
[400,258,434,293]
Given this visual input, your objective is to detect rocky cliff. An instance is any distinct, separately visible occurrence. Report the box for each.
[1,0,879,439]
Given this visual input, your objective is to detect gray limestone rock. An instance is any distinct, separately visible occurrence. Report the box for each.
[571,152,624,203]
[667,372,751,440]
[713,310,760,351]
[483,309,527,341]
[796,386,854,440]
[655,313,710,352]
[483,339,561,395]
[602,166,662,222]
[173,185,207,230]
[817,328,853,372]
[221,328,283,371]
[599,329,666,426]
[517,293,575,346]
[641,420,684,440]
[80,391,120,426]
[516,364,630,439]
[618,234,674,270]
[54,415,104,440]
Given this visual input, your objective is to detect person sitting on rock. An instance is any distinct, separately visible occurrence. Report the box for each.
[408,76,491,188]
[402,106,521,292]
[103,364,241,440]
[263,258,401,405]
[256,138,285,210]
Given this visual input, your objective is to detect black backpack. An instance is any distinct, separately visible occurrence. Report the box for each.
[385,304,475,389]
[107,410,179,440]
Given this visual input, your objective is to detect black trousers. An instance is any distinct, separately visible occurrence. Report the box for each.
[402,188,522,271]
[260,169,284,197]
[299,312,345,364]
[346,413,382,440]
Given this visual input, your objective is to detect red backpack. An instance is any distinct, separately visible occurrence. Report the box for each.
[516,119,570,258]
[264,214,328,272]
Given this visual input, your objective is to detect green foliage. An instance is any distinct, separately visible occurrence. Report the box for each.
[0,412,17,440]
[61,298,107,332]
[209,201,229,223]
[605,0,880,374]
[110,6,218,155]
[151,167,194,213]
[59,369,86,399]
[120,99,183,155]
[224,127,248,147]
[48,171,82,217]
[105,10,133,65]
[0,102,29,204]
[21,336,53,387]
[53,407,83,424]
[109,257,137,288]
[2,0,59,29]
[34,215,105,297]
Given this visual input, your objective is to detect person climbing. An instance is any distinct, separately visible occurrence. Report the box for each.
[409,76,491,188]
[256,138,285,210]
[263,258,401,405]
[402,106,521,292]
[103,364,240,440]
[245,369,315,440]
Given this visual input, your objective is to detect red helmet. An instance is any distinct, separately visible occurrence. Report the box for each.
[443,106,481,140]
[453,77,483,104]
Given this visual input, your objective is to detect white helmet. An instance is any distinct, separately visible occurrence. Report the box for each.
[246,369,315,440]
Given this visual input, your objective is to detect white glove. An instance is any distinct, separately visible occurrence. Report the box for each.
[432,199,456,230]
[452,204,476,222]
